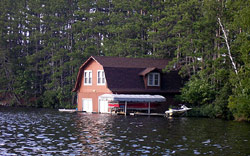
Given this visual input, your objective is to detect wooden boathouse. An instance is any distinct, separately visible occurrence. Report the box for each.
[72,56,183,114]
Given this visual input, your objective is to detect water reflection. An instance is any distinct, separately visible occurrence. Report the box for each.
[74,113,115,155]
[0,107,250,155]
[0,108,81,155]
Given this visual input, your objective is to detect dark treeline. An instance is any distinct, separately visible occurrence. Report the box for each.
[0,0,249,121]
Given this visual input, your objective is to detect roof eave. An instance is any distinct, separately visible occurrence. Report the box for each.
[110,89,180,94]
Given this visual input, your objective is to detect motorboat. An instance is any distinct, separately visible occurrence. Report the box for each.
[165,105,192,117]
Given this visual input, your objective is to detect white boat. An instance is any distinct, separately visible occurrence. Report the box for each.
[58,109,76,112]
[165,105,192,117]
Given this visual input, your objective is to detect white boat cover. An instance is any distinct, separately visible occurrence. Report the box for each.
[99,94,166,102]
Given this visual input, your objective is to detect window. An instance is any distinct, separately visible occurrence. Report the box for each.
[84,70,92,85]
[97,70,106,85]
[148,73,160,86]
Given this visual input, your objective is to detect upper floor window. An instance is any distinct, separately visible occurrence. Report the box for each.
[84,70,92,85]
[97,70,106,85]
[148,73,160,86]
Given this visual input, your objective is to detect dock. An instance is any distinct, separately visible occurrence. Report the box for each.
[130,112,166,117]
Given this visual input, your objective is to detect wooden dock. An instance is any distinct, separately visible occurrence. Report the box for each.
[130,112,166,117]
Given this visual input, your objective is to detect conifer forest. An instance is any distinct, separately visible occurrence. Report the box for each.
[0,0,249,121]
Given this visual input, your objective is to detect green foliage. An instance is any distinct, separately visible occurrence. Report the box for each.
[42,90,59,108]
[13,70,36,99]
[174,0,250,121]
[180,71,216,106]
[226,0,250,121]
[0,0,249,120]
[212,83,233,119]
[183,75,233,119]
[187,105,216,118]
[228,69,250,121]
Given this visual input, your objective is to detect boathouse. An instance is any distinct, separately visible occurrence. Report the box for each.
[72,56,183,113]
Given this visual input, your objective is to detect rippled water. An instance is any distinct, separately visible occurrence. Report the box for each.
[0,107,250,155]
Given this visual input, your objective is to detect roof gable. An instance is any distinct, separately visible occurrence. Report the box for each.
[139,67,162,76]
[79,56,102,69]
[72,57,102,92]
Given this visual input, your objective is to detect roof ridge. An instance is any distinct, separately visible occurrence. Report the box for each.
[93,55,170,60]
[92,56,170,69]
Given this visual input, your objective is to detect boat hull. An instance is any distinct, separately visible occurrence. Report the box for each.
[165,106,192,117]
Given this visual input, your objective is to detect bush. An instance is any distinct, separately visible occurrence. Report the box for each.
[212,83,233,119]
[180,72,216,106]
[228,69,250,121]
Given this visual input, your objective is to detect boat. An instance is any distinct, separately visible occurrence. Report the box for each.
[58,109,77,112]
[165,105,192,117]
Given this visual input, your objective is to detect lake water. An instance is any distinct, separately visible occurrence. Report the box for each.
[0,107,250,155]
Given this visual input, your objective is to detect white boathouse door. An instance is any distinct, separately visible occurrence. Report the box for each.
[99,100,109,113]
[82,98,93,112]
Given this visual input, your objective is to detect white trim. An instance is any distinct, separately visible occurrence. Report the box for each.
[125,101,127,116]
[147,72,160,86]
[100,100,109,113]
[90,56,103,66]
[97,70,106,85]
[84,70,92,85]
[148,102,151,114]
[98,97,100,113]
[99,94,166,102]
[82,98,93,112]
[98,96,110,113]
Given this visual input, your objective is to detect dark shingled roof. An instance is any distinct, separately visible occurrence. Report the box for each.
[73,56,182,93]
[93,56,169,68]
[104,67,182,93]
[104,67,145,90]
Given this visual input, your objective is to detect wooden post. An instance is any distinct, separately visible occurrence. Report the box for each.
[125,101,127,116]
[148,102,151,114]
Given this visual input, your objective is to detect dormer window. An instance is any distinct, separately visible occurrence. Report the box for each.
[84,70,92,85]
[97,70,106,85]
[148,73,160,86]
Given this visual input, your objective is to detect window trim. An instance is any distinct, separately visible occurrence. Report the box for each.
[84,70,92,85]
[147,72,160,86]
[97,70,106,85]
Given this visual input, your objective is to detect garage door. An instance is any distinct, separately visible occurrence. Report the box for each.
[82,98,93,112]
[99,100,109,113]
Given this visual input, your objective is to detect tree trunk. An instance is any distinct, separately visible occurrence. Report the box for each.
[218,18,238,75]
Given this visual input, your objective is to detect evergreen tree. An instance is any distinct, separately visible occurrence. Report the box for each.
[0,0,249,120]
